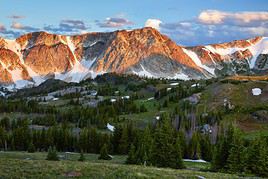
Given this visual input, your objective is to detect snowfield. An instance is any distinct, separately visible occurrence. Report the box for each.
[205,37,268,69]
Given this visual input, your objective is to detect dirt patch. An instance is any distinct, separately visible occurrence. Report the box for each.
[63,171,82,177]
[236,115,267,132]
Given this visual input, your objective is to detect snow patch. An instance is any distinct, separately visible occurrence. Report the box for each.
[169,73,190,80]
[55,58,98,83]
[133,64,155,78]
[182,48,215,75]
[183,159,207,163]
[110,98,116,103]
[107,123,115,132]
[252,88,262,96]
[170,82,179,86]
[121,96,130,99]
[191,83,199,88]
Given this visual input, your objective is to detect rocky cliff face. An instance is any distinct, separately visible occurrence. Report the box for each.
[0,27,267,89]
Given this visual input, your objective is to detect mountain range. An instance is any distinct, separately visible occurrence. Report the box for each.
[0,27,267,89]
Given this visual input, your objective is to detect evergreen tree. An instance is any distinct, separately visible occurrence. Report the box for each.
[188,132,201,160]
[0,127,7,150]
[126,144,136,164]
[112,126,122,154]
[226,131,245,173]
[118,126,129,154]
[27,142,36,153]
[211,124,234,171]
[163,100,168,108]
[256,137,268,177]
[177,132,187,158]
[46,146,59,161]
[78,151,85,162]
[98,144,112,160]
[139,104,147,113]
[150,114,180,168]
[200,135,212,161]
[169,138,185,169]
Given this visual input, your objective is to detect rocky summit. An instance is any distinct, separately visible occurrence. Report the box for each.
[0,27,267,89]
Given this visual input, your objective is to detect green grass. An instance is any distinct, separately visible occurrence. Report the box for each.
[243,130,268,140]
[183,161,210,171]
[0,151,127,164]
[0,151,254,178]
[0,158,242,179]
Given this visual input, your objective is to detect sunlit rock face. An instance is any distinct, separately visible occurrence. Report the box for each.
[0,27,267,89]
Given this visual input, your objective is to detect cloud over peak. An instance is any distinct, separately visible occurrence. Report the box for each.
[145,19,162,31]
[44,19,89,34]
[97,17,133,28]
[11,22,39,31]
[0,23,6,31]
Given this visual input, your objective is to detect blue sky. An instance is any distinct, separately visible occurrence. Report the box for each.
[0,0,268,45]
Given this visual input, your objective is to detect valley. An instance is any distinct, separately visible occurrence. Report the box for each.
[0,74,267,178]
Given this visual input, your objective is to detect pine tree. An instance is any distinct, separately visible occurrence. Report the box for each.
[126,144,136,164]
[177,132,187,158]
[189,132,201,160]
[150,114,179,168]
[27,142,36,153]
[163,100,168,108]
[139,104,147,113]
[256,137,268,177]
[78,151,85,162]
[200,135,212,161]
[98,144,112,160]
[112,126,122,154]
[211,124,234,171]
[226,131,245,173]
[118,126,129,154]
[169,138,185,169]
[46,146,59,161]
[0,127,7,150]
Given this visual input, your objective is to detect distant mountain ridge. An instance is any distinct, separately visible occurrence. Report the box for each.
[0,27,267,89]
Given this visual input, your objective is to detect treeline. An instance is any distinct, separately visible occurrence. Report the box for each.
[0,98,145,129]
[154,83,204,100]
[0,117,136,154]
[211,125,268,177]
[0,115,211,160]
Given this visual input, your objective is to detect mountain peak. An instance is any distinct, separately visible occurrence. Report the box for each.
[0,29,267,90]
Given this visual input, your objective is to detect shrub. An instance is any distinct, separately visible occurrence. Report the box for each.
[46,146,59,161]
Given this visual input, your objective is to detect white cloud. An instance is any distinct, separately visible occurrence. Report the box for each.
[97,17,133,28]
[11,22,24,29]
[11,22,39,32]
[158,10,268,46]
[145,19,162,31]
[0,23,6,31]
[198,10,268,26]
